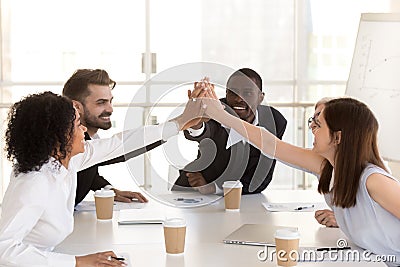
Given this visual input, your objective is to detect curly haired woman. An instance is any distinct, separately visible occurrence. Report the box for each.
[0,91,199,267]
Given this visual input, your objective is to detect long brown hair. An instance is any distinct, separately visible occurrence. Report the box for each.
[318,98,387,208]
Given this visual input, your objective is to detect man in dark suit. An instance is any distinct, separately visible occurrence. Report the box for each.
[172,68,287,194]
[63,69,156,205]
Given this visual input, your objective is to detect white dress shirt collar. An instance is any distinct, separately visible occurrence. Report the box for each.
[91,133,100,139]
[224,110,259,149]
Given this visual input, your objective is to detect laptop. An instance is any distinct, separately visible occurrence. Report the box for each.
[223,224,298,246]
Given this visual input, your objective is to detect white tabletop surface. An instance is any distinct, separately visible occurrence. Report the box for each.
[55,190,387,266]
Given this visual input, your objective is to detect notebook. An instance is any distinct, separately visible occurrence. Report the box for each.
[223,224,298,246]
[118,209,165,225]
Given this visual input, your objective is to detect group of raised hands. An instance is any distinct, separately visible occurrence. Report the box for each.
[174,77,225,131]
[176,78,339,228]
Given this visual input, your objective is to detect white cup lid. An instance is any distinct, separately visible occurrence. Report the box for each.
[222,180,243,188]
[94,188,115,198]
[274,229,300,240]
[163,218,186,227]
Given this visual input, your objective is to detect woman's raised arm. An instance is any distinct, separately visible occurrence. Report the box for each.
[201,96,325,175]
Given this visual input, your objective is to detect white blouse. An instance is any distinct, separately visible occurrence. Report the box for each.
[0,122,178,267]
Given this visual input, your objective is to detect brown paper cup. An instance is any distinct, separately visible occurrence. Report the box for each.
[94,189,115,220]
[163,218,186,254]
[274,229,300,267]
[223,180,243,211]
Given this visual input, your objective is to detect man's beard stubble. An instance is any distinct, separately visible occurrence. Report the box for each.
[82,107,112,131]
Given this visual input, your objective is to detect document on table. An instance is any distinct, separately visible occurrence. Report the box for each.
[75,201,146,212]
[262,202,327,212]
[157,192,220,207]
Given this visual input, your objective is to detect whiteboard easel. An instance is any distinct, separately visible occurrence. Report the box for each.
[346,13,400,162]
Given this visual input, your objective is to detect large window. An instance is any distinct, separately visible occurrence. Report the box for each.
[0,0,397,199]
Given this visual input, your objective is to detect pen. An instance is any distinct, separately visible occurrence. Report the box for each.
[111,256,126,261]
[174,198,203,202]
[294,204,314,210]
[316,246,351,251]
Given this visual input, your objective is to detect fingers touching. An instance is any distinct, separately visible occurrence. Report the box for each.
[191,77,216,99]
[175,76,223,130]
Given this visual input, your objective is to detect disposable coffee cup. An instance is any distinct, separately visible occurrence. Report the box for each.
[223,180,243,211]
[163,218,186,255]
[94,188,115,220]
[274,229,300,267]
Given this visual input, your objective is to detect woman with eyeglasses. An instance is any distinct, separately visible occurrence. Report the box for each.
[198,86,400,265]
[306,98,339,228]
[0,91,200,267]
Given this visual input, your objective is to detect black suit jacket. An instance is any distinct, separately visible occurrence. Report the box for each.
[172,99,287,194]
[75,133,163,206]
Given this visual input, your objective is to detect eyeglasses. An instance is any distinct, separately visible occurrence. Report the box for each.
[308,111,321,129]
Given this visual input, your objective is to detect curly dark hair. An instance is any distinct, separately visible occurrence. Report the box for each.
[5,91,76,174]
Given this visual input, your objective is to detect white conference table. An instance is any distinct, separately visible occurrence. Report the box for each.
[56,190,386,266]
